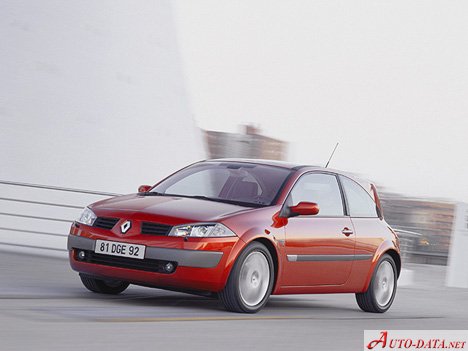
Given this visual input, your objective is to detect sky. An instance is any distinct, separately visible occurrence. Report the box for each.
[173,0,468,203]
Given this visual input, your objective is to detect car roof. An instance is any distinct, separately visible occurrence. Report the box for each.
[204,158,340,172]
[205,158,309,170]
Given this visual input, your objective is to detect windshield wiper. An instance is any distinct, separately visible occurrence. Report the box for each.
[186,195,214,201]
[167,194,264,208]
[164,194,215,201]
[139,191,165,196]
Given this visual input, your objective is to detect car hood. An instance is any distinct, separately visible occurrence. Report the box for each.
[90,194,254,223]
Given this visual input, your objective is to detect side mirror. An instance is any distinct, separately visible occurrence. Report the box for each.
[138,185,152,193]
[288,202,320,217]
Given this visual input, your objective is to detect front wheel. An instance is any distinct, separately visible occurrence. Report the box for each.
[79,274,129,295]
[219,242,274,313]
[356,254,397,313]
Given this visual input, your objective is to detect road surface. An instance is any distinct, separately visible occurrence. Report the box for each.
[0,250,466,350]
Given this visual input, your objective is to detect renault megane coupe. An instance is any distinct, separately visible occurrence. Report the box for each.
[68,159,400,313]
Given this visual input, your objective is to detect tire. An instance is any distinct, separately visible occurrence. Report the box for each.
[219,242,274,313]
[356,254,397,313]
[79,274,129,295]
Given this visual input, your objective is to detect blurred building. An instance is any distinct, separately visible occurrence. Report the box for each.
[204,125,288,160]
[0,1,204,254]
[446,202,468,288]
[380,192,456,265]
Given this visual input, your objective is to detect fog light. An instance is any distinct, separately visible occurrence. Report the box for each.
[164,262,175,273]
[77,250,86,260]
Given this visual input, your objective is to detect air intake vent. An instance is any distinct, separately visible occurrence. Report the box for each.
[93,217,119,230]
[75,250,176,274]
[141,222,172,235]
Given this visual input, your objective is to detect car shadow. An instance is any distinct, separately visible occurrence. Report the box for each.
[72,286,361,315]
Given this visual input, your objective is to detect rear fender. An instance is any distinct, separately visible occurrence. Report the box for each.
[362,240,401,292]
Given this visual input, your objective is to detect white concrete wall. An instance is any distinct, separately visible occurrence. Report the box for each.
[0,0,204,254]
[446,203,468,288]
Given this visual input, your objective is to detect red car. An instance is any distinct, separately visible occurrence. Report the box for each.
[68,159,400,313]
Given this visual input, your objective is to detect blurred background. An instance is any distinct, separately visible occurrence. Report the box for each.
[1,1,468,349]
[1,0,467,272]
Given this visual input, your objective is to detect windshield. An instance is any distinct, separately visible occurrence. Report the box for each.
[150,162,293,207]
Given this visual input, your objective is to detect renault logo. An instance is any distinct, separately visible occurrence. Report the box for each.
[120,220,132,234]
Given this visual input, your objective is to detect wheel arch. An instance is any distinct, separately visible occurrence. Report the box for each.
[361,241,401,292]
[384,248,401,278]
[218,236,279,313]
[250,237,280,293]
[223,232,281,294]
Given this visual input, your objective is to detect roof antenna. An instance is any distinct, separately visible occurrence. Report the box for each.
[325,142,339,168]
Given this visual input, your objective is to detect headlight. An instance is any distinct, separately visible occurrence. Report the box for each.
[168,223,236,238]
[76,207,97,226]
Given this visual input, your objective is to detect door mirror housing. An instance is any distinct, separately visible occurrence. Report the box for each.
[138,185,152,193]
[288,202,320,217]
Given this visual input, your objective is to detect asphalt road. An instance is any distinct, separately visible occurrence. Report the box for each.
[1,251,467,351]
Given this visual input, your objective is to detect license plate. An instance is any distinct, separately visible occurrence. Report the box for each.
[95,240,146,260]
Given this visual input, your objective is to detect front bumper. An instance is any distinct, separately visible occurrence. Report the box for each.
[68,231,241,292]
[68,235,223,268]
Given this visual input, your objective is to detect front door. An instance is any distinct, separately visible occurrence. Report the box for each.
[281,172,355,287]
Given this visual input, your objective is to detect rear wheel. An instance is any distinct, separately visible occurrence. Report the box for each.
[79,274,129,295]
[219,242,274,313]
[356,254,397,313]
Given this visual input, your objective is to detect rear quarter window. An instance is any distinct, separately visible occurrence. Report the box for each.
[340,176,378,218]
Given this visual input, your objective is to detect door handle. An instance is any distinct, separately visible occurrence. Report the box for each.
[342,228,354,236]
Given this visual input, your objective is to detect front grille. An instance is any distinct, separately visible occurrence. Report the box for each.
[75,250,177,274]
[93,217,119,230]
[141,222,172,235]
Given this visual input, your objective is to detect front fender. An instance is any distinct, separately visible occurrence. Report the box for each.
[219,227,283,293]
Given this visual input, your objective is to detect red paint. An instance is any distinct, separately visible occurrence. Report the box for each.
[138,184,152,193]
[289,201,320,216]
[69,159,400,298]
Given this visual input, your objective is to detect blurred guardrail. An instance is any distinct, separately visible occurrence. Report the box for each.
[0,180,120,256]
[393,228,422,262]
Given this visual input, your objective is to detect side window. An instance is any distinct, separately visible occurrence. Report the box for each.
[340,176,378,218]
[289,173,344,216]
